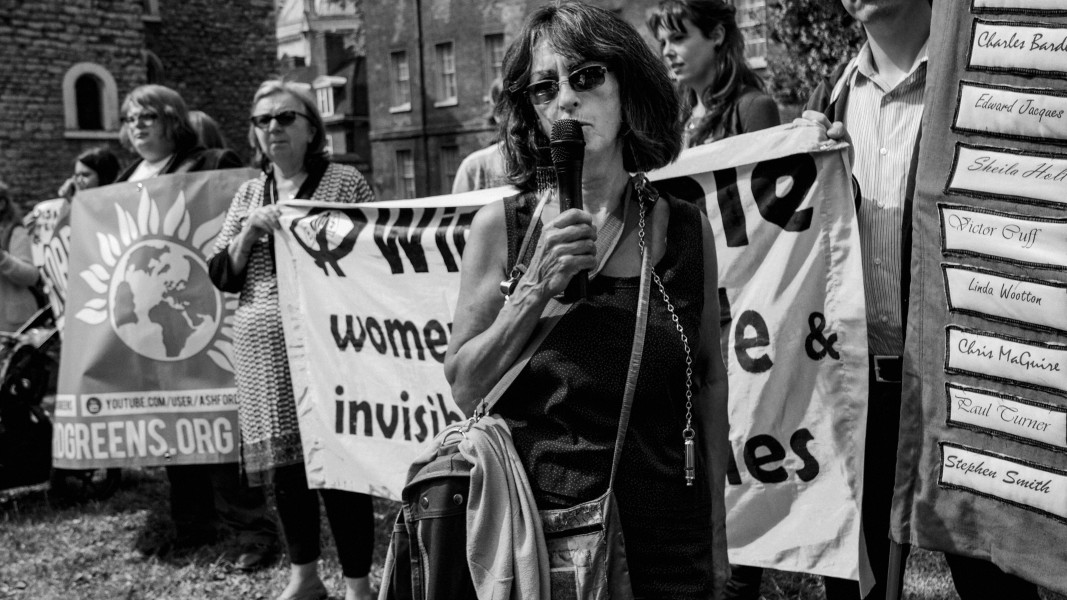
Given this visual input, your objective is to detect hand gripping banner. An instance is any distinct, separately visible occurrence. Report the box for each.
[52,169,257,468]
[275,125,871,583]
[893,1,1067,592]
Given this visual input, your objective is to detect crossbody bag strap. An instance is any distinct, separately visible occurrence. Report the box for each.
[608,181,654,488]
[474,188,631,418]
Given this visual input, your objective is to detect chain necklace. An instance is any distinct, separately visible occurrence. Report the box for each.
[634,176,697,487]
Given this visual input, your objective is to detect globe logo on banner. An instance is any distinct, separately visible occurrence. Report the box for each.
[108,239,219,360]
[74,189,236,370]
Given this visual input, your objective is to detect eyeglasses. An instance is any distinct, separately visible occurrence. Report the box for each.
[122,112,159,126]
[526,64,610,105]
[249,110,307,129]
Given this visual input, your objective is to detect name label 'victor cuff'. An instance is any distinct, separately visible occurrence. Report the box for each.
[940,203,1067,269]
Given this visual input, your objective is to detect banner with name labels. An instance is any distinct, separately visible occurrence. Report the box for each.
[275,124,873,584]
[892,0,1067,592]
[52,169,257,469]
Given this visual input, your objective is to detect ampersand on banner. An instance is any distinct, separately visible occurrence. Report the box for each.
[805,312,840,361]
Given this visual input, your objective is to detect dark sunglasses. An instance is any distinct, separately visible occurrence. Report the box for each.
[249,110,307,129]
[526,64,610,105]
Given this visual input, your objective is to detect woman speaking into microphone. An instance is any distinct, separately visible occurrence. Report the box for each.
[444,2,730,597]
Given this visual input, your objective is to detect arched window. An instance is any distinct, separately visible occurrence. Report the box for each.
[62,62,120,139]
[144,50,164,84]
[75,75,104,130]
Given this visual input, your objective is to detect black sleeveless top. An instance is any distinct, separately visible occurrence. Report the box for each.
[496,187,715,597]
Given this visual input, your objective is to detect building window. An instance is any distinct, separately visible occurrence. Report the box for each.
[62,62,120,139]
[75,76,104,130]
[317,88,335,117]
[434,42,457,107]
[735,0,768,69]
[142,0,161,21]
[328,131,347,155]
[390,51,411,112]
[396,149,416,199]
[484,34,505,91]
[144,50,164,84]
[440,145,459,192]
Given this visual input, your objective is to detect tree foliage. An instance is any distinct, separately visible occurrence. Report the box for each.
[765,0,866,106]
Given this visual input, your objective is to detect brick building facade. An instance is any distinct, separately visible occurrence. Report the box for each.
[0,0,277,208]
[276,0,372,178]
[362,0,770,200]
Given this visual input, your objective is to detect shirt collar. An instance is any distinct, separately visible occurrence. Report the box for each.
[853,39,929,92]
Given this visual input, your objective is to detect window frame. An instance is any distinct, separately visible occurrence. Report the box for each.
[62,62,120,140]
[395,149,416,199]
[433,41,458,108]
[389,50,412,113]
[483,33,505,94]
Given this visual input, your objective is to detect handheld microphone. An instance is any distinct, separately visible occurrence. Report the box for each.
[550,118,587,302]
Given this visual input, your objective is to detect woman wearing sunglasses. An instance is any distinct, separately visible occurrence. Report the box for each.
[115,84,243,182]
[445,3,729,598]
[649,0,779,147]
[208,79,375,600]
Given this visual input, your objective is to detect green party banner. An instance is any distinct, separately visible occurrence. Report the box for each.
[52,169,256,468]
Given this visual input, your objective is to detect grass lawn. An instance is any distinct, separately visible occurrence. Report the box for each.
[1,467,1063,600]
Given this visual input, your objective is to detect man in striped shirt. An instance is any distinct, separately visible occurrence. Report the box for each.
[804,0,1040,599]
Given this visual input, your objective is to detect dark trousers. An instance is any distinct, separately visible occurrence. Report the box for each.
[272,463,374,578]
[166,462,276,547]
[946,553,1040,600]
[824,359,904,600]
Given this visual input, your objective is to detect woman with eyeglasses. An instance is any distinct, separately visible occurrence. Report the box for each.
[115,85,243,182]
[649,0,779,147]
[444,3,729,597]
[208,79,376,600]
[113,84,279,571]
[0,180,42,333]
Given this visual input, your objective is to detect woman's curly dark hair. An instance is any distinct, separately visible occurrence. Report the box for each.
[498,2,682,191]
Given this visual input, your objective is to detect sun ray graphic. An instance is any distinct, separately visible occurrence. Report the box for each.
[76,189,236,371]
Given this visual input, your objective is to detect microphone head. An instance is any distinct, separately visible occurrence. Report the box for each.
[550,119,585,165]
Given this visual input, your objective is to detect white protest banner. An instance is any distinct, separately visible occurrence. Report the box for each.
[276,124,869,583]
[52,169,257,468]
[27,197,71,330]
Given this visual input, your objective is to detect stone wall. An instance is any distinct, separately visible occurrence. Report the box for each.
[0,0,144,207]
[145,0,278,166]
[0,0,277,208]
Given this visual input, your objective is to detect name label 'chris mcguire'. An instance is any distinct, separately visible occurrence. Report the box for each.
[947,326,1067,394]
[940,442,1067,521]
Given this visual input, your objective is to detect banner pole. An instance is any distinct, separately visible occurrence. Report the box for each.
[886,540,905,600]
